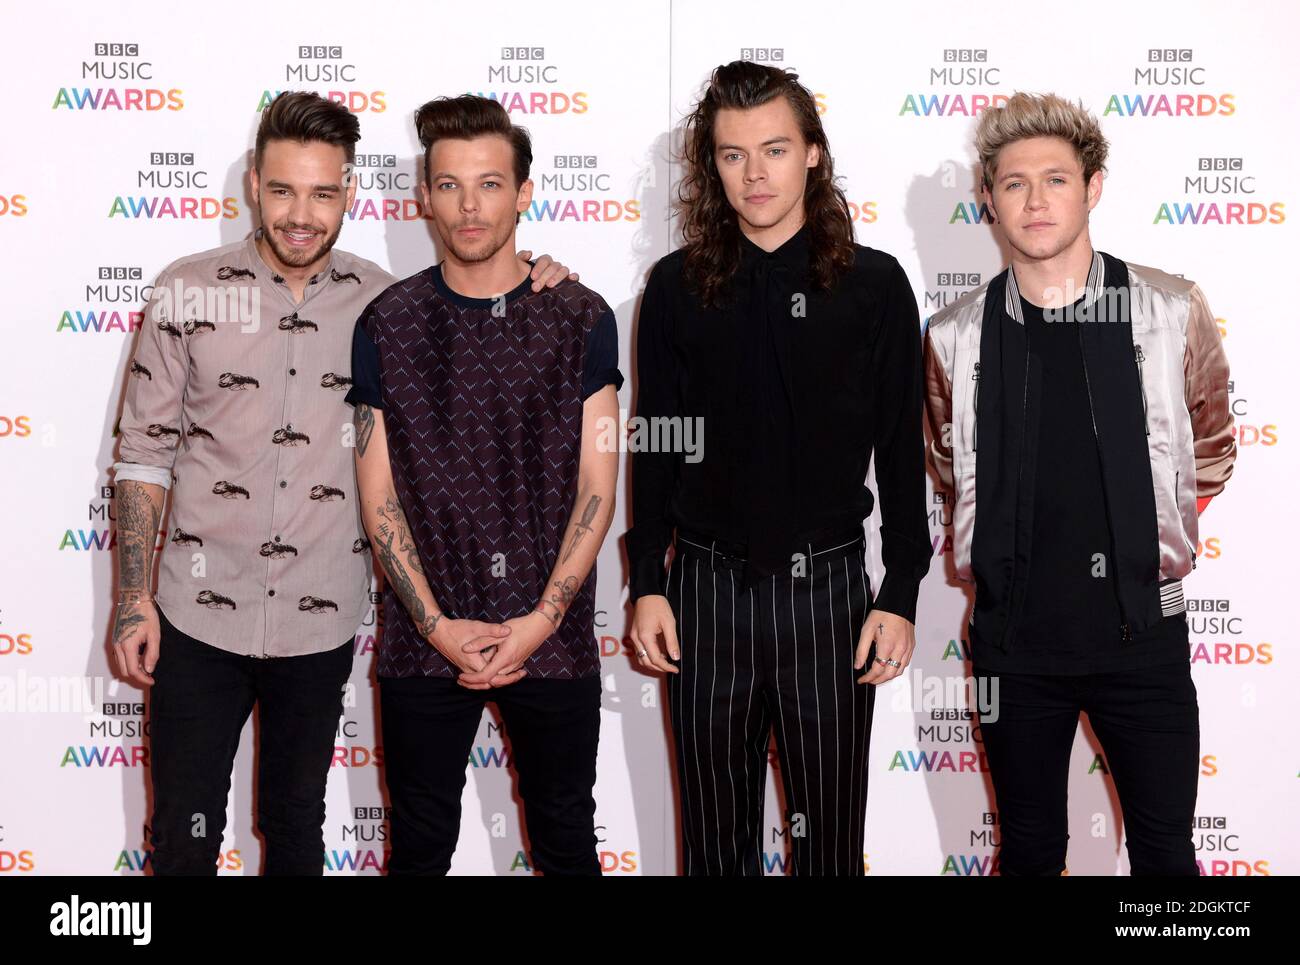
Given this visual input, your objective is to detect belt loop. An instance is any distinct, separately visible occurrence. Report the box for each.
[709,539,716,570]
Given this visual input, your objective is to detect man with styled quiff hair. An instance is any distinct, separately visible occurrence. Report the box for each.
[924,90,1234,876]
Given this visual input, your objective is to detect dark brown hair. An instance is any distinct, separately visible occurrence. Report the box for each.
[678,61,856,307]
[414,95,532,188]
[254,91,360,171]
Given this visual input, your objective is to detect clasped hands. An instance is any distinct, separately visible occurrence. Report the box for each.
[426,610,556,690]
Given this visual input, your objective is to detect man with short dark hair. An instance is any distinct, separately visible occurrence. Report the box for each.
[347,94,622,876]
[111,91,577,875]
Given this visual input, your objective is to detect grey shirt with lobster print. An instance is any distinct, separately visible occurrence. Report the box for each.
[113,229,394,657]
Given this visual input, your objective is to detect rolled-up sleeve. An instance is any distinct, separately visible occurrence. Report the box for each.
[113,266,188,490]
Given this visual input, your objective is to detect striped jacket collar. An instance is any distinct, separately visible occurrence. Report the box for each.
[1003,249,1106,324]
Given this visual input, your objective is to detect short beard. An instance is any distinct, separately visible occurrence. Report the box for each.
[262,216,344,269]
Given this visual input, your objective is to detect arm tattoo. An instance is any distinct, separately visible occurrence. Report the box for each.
[114,609,147,647]
[373,495,439,637]
[117,482,159,592]
[537,575,580,626]
[560,495,601,564]
[355,404,376,457]
[114,481,160,645]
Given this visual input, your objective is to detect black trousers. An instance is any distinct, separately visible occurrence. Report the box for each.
[666,532,876,876]
[974,659,1201,876]
[379,673,602,876]
[148,606,353,876]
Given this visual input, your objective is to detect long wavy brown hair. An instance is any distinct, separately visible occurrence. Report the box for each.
[677,61,856,307]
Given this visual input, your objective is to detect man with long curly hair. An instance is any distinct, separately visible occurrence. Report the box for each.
[626,61,932,875]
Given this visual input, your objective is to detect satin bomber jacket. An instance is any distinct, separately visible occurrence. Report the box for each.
[922,250,1235,649]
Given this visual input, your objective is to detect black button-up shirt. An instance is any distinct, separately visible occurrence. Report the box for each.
[626,223,932,621]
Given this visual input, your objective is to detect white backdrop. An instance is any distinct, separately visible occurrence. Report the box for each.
[0,0,1295,875]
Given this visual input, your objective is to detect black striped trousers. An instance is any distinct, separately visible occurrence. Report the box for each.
[665,532,877,876]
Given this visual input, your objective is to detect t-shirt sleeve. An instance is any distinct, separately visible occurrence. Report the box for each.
[344,311,384,409]
[580,308,624,401]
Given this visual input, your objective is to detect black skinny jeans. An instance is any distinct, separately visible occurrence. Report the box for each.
[974,658,1201,876]
[147,606,353,875]
[379,673,602,876]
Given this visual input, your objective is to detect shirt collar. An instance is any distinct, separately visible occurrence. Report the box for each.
[738,220,812,271]
[1004,249,1106,324]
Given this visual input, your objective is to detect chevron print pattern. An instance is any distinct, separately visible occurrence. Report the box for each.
[368,266,608,680]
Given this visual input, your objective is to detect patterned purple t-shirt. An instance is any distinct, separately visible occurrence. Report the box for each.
[346,263,622,679]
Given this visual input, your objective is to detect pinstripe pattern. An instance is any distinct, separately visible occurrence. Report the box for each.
[666,537,875,876]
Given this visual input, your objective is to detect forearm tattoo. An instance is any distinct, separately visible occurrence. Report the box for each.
[537,575,580,626]
[355,403,376,457]
[373,495,440,638]
[560,495,601,564]
[114,481,160,645]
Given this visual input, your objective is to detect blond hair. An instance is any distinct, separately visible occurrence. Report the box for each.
[976,92,1108,191]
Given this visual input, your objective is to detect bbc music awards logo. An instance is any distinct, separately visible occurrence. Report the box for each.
[56,266,150,335]
[885,671,991,775]
[1152,154,1284,226]
[1104,49,1233,118]
[325,806,389,873]
[1192,815,1270,876]
[469,46,587,115]
[62,480,164,554]
[107,152,238,221]
[257,45,385,113]
[923,270,983,323]
[942,812,1000,876]
[59,700,148,774]
[344,153,424,222]
[523,152,638,224]
[53,43,182,111]
[899,48,1007,118]
[1187,598,1272,667]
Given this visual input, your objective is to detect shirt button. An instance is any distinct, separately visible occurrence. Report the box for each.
[274,535,281,542]
[289,368,296,376]
[279,480,287,489]
[268,589,276,597]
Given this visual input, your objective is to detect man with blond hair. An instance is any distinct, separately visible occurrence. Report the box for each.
[923,92,1234,875]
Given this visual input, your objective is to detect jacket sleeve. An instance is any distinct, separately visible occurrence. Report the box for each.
[113,265,189,490]
[1183,283,1234,497]
[922,323,955,493]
